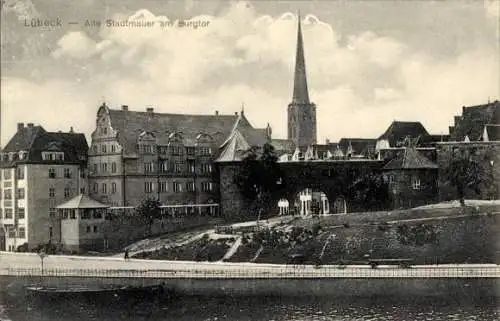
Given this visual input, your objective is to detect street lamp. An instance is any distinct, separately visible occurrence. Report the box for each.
[38,251,47,284]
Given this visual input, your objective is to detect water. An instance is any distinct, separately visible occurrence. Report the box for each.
[1,294,499,321]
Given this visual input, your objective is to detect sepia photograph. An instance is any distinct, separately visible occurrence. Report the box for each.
[1,0,499,320]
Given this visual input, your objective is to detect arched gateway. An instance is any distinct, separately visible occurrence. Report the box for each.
[218,159,385,219]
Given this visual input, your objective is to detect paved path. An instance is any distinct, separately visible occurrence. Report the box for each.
[1,252,499,279]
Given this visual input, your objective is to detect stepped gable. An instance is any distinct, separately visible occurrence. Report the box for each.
[105,106,265,156]
[378,121,429,147]
[338,138,376,156]
[449,100,500,141]
[383,147,438,170]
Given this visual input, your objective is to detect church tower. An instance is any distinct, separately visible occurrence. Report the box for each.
[287,13,317,148]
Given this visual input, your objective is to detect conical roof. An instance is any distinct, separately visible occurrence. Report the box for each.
[292,14,310,104]
[215,129,251,162]
[383,148,438,170]
[56,194,110,209]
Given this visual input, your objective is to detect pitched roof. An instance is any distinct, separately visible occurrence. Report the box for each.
[1,125,88,167]
[215,129,252,162]
[103,105,266,156]
[378,121,429,147]
[483,124,500,141]
[338,138,377,156]
[56,194,110,209]
[383,148,438,170]
[271,139,295,153]
[449,100,500,141]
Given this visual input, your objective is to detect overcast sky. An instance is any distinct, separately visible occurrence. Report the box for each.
[1,0,499,146]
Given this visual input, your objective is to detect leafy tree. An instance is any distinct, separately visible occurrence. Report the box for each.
[135,198,162,236]
[348,173,390,211]
[442,149,493,206]
[235,143,282,218]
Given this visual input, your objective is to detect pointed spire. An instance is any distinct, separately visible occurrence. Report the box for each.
[292,12,310,104]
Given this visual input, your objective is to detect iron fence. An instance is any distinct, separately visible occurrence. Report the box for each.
[3,265,500,279]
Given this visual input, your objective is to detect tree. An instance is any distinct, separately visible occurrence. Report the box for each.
[348,173,390,211]
[235,143,282,218]
[442,149,493,206]
[135,198,162,236]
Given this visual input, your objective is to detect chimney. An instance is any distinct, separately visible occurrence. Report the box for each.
[69,127,74,133]
[27,123,34,128]
[146,107,154,113]
[17,123,24,131]
[325,138,330,145]
[122,105,128,111]
[215,110,219,116]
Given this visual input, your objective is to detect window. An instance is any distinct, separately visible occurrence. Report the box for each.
[70,209,76,219]
[5,209,13,219]
[199,147,212,155]
[48,168,56,179]
[4,189,12,199]
[49,227,53,239]
[86,226,91,233]
[56,152,64,161]
[93,164,98,174]
[186,181,195,192]
[102,144,107,153]
[17,208,25,219]
[19,227,25,239]
[412,176,421,190]
[187,160,195,173]
[201,181,213,192]
[80,170,86,178]
[389,175,394,184]
[101,163,108,173]
[111,182,117,194]
[3,169,11,180]
[186,147,195,156]
[8,228,15,238]
[80,187,85,194]
[159,182,168,193]
[201,163,212,174]
[111,145,116,153]
[92,145,98,154]
[64,187,71,198]
[64,168,71,178]
[170,146,182,155]
[49,208,56,218]
[93,225,98,233]
[16,167,25,180]
[102,127,108,135]
[145,182,154,193]
[111,162,117,173]
[174,163,183,173]
[93,183,98,193]
[17,188,25,199]
[93,210,102,219]
[160,161,168,172]
[144,162,154,173]
[81,210,90,219]
[173,182,182,192]
[101,183,107,194]
[49,188,55,198]
[0,208,2,219]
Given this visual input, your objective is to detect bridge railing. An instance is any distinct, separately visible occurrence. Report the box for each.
[4,266,500,278]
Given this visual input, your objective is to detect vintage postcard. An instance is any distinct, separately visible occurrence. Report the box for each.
[1,0,499,320]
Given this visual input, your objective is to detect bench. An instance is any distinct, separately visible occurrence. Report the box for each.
[368,258,413,269]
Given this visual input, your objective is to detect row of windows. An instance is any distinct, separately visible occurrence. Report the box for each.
[1,167,25,180]
[136,144,212,156]
[92,143,118,155]
[60,209,104,220]
[1,188,25,200]
[7,227,26,238]
[49,187,85,198]
[91,162,118,174]
[48,168,84,179]
[1,151,28,162]
[0,208,25,219]
[143,161,212,174]
[144,181,213,193]
[386,175,422,190]
[92,182,118,194]
[41,152,64,161]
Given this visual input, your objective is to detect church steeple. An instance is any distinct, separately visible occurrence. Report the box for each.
[292,12,310,104]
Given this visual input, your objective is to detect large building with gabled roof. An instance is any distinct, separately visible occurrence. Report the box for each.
[87,103,269,214]
[0,123,88,251]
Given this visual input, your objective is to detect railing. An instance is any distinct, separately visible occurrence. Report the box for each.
[4,266,500,279]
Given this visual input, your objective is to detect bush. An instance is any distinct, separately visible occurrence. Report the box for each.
[16,243,29,252]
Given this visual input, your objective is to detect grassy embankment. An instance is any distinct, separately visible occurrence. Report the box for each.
[132,203,500,265]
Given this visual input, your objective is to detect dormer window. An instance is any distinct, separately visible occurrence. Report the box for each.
[8,152,15,161]
[18,151,27,160]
